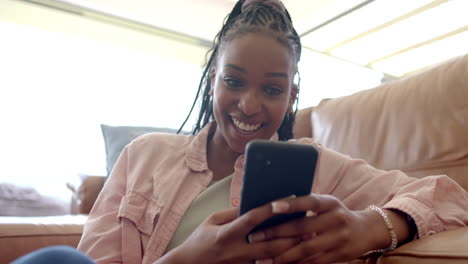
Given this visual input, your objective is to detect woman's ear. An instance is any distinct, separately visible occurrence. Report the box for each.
[288,84,298,112]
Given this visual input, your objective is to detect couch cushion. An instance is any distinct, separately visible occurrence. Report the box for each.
[310,55,468,191]
[0,215,87,263]
[101,124,178,176]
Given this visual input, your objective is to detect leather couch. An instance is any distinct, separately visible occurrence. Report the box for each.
[293,54,468,263]
[1,54,467,263]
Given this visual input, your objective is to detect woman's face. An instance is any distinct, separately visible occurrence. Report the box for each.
[210,33,297,154]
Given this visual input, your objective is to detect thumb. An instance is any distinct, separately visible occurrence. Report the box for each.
[207,207,238,225]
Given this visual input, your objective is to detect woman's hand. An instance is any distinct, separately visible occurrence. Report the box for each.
[157,201,299,264]
[247,194,411,264]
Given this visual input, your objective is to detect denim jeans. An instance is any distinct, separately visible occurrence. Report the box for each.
[11,246,95,264]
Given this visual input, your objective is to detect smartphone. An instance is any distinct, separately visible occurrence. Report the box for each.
[239,140,318,233]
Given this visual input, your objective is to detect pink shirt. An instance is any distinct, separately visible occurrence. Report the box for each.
[78,123,468,264]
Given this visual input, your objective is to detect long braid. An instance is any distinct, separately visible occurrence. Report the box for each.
[177,0,245,134]
[179,1,302,141]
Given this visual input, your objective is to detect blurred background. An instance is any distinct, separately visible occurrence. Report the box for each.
[0,0,467,203]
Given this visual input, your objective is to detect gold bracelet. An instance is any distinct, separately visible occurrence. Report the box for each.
[367,205,398,253]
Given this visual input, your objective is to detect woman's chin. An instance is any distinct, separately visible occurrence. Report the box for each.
[227,141,248,154]
[228,135,264,154]
[225,123,274,153]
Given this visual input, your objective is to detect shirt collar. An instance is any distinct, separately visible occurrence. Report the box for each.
[184,122,215,172]
[184,122,280,172]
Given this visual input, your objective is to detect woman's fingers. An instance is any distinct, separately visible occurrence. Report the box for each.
[226,193,335,238]
[218,195,305,243]
[255,194,373,264]
[224,194,296,235]
[249,237,300,260]
[278,194,338,215]
[250,194,344,241]
[206,207,238,225]
[178,196,321,263]
[274,228,353,264]
[258,212,338,241]
[222,194,377,263]
[206,203,301,261]
[225,202,277,238]
[205,195,358,263]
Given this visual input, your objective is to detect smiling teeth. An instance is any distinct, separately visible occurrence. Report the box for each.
[232,117,261,132]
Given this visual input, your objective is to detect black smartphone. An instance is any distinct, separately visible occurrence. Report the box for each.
[239,140,318,233]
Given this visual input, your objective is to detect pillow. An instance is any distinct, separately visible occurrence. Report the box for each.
[101,124,178,176]
[0,182,69,216]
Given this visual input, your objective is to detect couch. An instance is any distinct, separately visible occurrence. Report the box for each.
[1,54,467,263]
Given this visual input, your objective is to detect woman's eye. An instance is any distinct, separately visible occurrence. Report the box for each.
[224,78,243,89]
[264,86,283,96]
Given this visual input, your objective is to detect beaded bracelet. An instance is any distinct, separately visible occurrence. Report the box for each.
[367,205,398,253]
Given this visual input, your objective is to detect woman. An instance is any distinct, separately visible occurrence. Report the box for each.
[11,1,468,264]
[74,1,468,264]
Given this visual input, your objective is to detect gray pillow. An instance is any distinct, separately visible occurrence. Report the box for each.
[101,124,178,176]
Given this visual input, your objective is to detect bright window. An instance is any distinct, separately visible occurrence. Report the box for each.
[0,20,382,201]
[0,20,201,199]
[298,49,383,108]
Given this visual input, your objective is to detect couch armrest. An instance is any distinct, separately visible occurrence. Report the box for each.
[0,215,87,263]
[379,227,468,264]
[67,175,106,214]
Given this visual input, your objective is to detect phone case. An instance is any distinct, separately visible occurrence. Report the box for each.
[239,140,318,233]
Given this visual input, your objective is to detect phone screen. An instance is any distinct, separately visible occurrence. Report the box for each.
[239,140,318,233]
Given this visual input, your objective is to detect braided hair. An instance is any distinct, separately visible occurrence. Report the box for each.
[178,0,302,141]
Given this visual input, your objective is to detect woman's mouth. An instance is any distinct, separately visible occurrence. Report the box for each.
[231,117,262,133]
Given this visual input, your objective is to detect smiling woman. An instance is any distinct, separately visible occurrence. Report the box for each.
[4,0,468,263]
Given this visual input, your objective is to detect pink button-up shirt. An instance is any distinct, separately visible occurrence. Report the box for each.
[78,123,468,264]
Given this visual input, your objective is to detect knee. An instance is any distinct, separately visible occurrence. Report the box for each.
[12,246,95,264]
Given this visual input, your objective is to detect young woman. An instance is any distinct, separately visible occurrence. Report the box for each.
[75,1,468,264]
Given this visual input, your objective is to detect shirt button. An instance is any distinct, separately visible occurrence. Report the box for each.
[231,198,240,207]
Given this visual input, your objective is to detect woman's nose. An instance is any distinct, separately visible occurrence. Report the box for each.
[238,91,262,116]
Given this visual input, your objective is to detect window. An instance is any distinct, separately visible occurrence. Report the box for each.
[0,1,383,201]
[0,20,201,199]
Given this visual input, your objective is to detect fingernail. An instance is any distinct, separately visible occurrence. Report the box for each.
[248,231,265,243]
[272,201,289,213]
[255,259,273,264]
